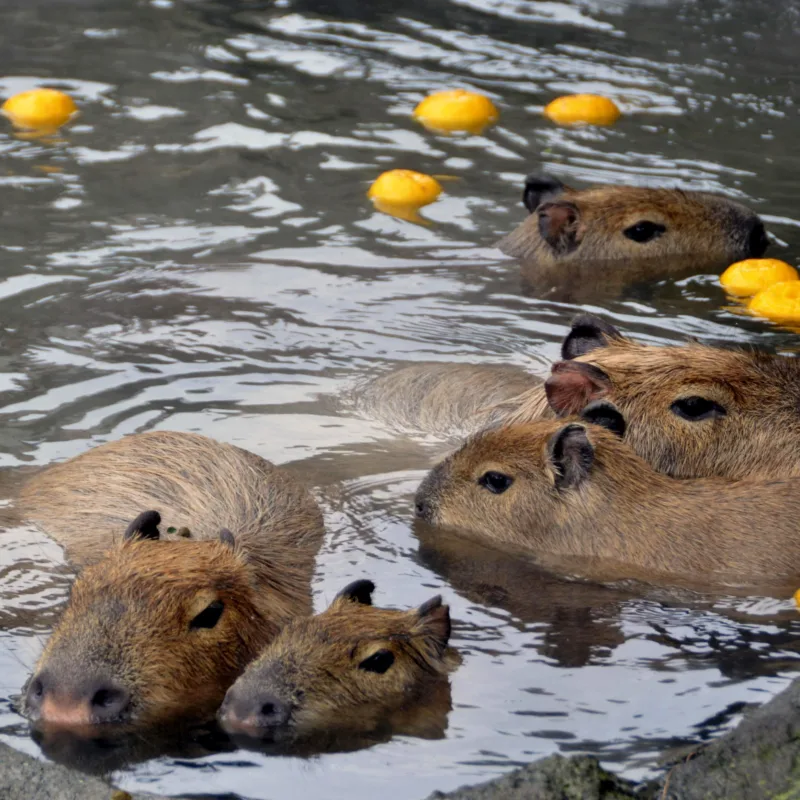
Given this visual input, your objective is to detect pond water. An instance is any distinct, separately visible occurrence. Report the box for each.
[1,0,799,798]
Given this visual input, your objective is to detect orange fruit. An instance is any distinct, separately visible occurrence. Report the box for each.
[543,94,621,126]
[368,169,442,208]
[413,90,498,135]
[1,88,78,131]
[750,281,800,324]
[720,258,797,297]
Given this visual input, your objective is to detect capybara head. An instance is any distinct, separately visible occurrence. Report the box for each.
[541,314,800,480]
[498,174,768,265]
[218,580,458,740]
[415,404,629,546]
[24,512,277,729]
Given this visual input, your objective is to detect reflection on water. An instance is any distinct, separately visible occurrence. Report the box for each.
[0,0,799,798]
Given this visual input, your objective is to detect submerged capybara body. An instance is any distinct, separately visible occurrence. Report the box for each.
[219,580,458,742]
[498,175,768,300]
[352,361,540,440]
[20,431,324,728]
[356,314,800,480]
[415,402,800,591]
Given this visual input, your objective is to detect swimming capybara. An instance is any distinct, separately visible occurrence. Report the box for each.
[498,174,769,300]
[218,580,458,742]
[531,314,800,480]
[19,430,324,728]
[415,401,800,591]
[357,314,800,480]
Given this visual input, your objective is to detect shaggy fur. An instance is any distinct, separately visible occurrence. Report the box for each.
[220,583,458,739]
[498,178,767,302]
[20,430,324,726]
[501,320,800,479]
[415,410,800,590]
[351,362,540,441]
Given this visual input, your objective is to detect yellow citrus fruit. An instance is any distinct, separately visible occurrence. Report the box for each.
[750,280,800,324]
[413,90,499,135]
[720,258,798,297]
[543,94,621,126]
[368,169,442,209]
[794,588,800,609]
[1,88,78,131]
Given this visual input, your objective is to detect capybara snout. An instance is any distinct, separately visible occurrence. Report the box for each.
[501,174,768,265]
[219,580,459,740]
[25,670,130,728]
[25,513,274,728]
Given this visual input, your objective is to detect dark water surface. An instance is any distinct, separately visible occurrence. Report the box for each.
[0,0,799,798]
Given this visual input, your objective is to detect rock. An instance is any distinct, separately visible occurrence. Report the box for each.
[425,754,637,799]
[653,676,800,800]
[0,741,169,800]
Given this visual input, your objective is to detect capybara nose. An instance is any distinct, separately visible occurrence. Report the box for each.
[24,674,47,716]
[219,689,291,731]
[26,672,130,726]
[255,694,291,727]
[88,684,130,722]
[415,499,429,519]
[747,220,769,257]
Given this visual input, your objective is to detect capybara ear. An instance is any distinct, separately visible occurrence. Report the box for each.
[548,424,594,490]
[562,314,623,360]
[123,510,161,541]
[581,400,626,438]
[522,174,565,213]
[546,361,611,416]
[414,596,451,655]
[537,201,581,255]
[218,528,236,548]
[334,579,375,606]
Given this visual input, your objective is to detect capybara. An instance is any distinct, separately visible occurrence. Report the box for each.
[415,401,800,591]
[19,430,324,728]
[351,362,540,439]
[529,314,800,480]
[498,174,768,300]
[358,314,800,480]
[218,579,458,742]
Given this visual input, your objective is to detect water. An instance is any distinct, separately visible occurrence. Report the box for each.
[0,0,799,797]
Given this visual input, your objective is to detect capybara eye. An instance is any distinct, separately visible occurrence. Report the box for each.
[189,600,225,630]
[623,221,666,243]
[670,396,727,422]
[478,471,514,495]
[358,649,395,674]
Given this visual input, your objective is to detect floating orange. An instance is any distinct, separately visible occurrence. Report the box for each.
[544,94,620,126]
[413,90,498,135]
[1,88,78,132]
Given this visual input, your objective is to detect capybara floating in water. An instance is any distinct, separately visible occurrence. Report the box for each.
[535,314,800,480]
[498,175,769,301]
[218,580,458,745]
[357,314,800,480]
[19,430,324,729]
[415,401,800,591]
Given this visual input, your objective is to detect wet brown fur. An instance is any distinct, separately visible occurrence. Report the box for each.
[21,430,324,726]
[220,588,458,738]
[503,335,800,480]
[498,181,765,302]
[499,183,762,265]
[351,362,540,441]
[416,417,800,590]
[354,324,800,482]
